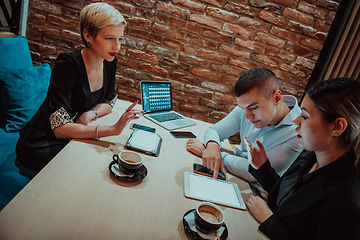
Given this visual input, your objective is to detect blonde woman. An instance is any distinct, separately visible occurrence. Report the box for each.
[16,3,141,174]
[246,78,360,240]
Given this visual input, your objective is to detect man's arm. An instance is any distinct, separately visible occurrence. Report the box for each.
[203,106,243,146]
[265,137,302,176]
[202,106,244,179]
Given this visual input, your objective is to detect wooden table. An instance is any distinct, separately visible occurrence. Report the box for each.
[0,99,266,239]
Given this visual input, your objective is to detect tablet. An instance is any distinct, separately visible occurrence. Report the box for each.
[125,130,162,156]
[184,172,246,210]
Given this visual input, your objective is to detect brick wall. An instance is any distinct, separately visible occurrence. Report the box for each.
[26,0,339,130]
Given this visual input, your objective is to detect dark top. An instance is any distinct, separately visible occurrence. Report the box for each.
[91,87,104,106]
[249,149,360,240]
[16,50,117,172]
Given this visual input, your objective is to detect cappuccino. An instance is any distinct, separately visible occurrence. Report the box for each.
[199,211,220,223]
[194,202,225,233]
[113,151,143,171]
[124,160,136,164]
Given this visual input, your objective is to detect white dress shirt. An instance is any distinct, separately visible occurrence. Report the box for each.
[203,95,303,181]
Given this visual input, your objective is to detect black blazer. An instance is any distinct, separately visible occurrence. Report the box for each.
[250,149,360,240]
[17,51,117,172]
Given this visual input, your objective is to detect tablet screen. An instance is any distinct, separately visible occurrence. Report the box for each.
[128,130,160,153]
[184,172,246,210]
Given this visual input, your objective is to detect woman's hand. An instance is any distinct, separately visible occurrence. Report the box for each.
[246,195,273,224]
[245,136,268,169]
[111,100,143,135]
[75,110,96,125]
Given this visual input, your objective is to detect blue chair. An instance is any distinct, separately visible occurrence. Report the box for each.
[0,37,51,210]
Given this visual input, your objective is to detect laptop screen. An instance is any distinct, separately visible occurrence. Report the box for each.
[141,81,173,113]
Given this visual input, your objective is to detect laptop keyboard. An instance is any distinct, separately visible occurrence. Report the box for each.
[150,113,183,122]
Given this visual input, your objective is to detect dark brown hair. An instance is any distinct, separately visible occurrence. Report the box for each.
[307,78,360,176]
[234,67,279,99]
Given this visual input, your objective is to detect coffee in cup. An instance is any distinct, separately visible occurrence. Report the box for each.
[194,202,225,233]
[113,151,143,171]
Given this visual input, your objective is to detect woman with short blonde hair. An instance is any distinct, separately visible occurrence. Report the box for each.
[80,2,126,46]
[16,3,140,175]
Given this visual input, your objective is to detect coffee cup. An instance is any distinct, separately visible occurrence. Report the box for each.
[113,151,143,172]
[194,202,225,233]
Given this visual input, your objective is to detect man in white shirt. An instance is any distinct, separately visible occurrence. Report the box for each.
[187,68,302,188]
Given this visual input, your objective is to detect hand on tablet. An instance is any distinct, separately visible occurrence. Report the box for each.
[202,142,226,180]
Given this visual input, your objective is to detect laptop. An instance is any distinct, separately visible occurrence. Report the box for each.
[140,81,196,131]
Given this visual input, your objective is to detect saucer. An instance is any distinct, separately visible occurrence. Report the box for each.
[109,161,147,182]
[183,209,228,240]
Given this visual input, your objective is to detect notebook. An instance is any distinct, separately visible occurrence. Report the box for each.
[140,81,196,131]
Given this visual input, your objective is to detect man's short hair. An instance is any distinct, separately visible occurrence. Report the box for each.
[234,67,279,99]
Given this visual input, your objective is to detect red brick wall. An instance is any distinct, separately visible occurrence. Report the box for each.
[26,0,339,126]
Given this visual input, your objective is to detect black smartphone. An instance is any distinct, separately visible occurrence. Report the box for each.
[170,131,196,138]
[193,163,226,180]
[130,123,156,133]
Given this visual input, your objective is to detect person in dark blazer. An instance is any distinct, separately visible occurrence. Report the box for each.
[245,78,360,240]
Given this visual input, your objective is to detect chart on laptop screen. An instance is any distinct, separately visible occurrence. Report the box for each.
[142,82,172,112]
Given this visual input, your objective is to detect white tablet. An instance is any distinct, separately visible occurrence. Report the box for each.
[184,172,246,210]
[125,130,162,156]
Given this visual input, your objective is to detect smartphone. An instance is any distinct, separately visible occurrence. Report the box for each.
[193,163,226,180]
[129,123,156,133]
[170,131,196,138]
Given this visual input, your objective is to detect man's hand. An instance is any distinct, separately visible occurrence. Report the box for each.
[186,139,205,157]
[203,142,226,180]
[246,195,273,224]
[245,137,268,169]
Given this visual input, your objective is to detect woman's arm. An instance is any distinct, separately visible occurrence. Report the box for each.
[258,211,291,240]
[54,101,141,139]
[246,196,273,224]
[75,102,113,125]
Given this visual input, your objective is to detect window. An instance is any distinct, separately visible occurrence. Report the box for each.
[0,0,29,36]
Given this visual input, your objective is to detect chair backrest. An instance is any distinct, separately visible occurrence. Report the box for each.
[0,37,33,69]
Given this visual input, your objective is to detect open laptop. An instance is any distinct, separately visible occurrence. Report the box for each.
[140,81,196,131]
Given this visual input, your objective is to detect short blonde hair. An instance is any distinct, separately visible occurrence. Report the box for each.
[80,2,126,45]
